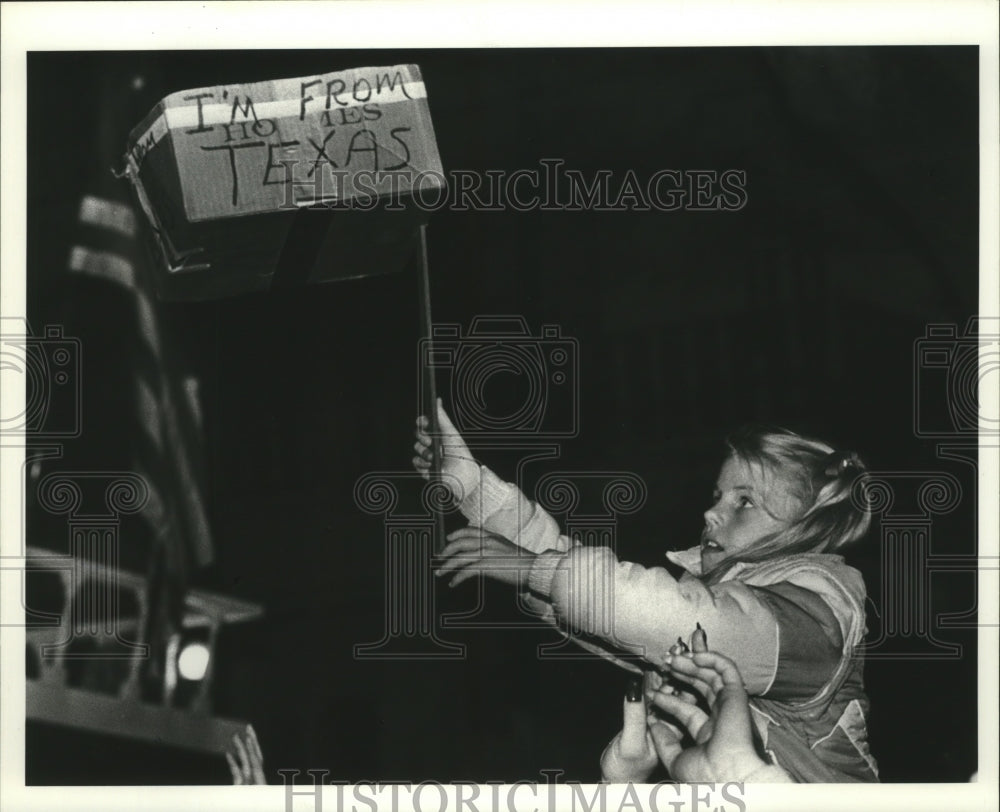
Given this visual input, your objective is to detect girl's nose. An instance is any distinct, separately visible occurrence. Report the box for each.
[703,506,721,528]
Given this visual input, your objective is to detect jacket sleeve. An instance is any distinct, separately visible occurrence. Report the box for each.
[528,545,783,694]
[747,582,844,701]
[458,467,782,693]
[457,465,572,554]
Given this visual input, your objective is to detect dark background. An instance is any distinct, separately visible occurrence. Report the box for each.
[25,47,979,783]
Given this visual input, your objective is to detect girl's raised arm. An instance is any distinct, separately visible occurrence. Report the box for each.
[527,546,784,693]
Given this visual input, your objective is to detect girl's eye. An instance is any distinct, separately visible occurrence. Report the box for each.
[738,495,755,509]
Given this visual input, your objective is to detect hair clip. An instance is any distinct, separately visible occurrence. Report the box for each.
[825,451,862,477]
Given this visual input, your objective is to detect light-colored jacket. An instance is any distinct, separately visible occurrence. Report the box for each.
[460,467,879,783]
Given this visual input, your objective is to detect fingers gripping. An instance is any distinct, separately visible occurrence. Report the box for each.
[649,691,709,741]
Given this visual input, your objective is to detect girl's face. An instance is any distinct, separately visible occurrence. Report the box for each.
[701,455,802,572]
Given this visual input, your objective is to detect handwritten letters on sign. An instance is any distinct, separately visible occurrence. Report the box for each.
[126,65,443,222]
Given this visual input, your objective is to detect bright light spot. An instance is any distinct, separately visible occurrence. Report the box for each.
[177,642,210,681]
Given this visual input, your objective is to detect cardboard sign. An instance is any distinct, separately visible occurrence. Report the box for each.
[123,65,444,301]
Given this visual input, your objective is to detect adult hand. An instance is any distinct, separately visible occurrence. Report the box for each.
[226,725,266,785]
[649,650,767,783]
[641,623,706,712]
[643,635,700,762]
[600,677,659,783]
[413,399,479,501]
[657,623,708,706]
[435,527,536,588]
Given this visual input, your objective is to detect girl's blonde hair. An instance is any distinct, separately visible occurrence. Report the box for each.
[709,424,872,576]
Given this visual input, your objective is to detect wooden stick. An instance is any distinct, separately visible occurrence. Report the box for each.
[416,225,447,554]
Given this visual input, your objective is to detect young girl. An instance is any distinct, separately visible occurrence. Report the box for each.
[414,401,879,782]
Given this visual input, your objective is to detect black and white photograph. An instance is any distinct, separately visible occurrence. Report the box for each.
[1,3,997,811]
